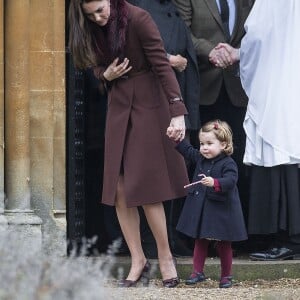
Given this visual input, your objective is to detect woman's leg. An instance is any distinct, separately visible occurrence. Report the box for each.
[143,202,177,280]
[115,176,147,280]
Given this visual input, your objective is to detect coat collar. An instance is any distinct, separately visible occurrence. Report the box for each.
[201,152,228,164]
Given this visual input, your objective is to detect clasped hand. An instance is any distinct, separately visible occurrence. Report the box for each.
[166,115,186,142]
[103,57,132,81]
[208,43,240,69]
[169,54,187,73]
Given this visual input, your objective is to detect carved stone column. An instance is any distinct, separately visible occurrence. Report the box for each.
[0,0,7,230]
[4,0,41,248]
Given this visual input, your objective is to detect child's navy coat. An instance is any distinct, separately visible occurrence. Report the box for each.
[176,140,247,241]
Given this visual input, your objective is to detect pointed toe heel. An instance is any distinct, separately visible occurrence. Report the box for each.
[118,279,137,288]
[162,257,179,288]
[118,260,151,288]
[140,260,151,286]
[162,277,180,288]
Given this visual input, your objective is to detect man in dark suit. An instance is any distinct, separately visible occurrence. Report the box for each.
[173,0,254,241]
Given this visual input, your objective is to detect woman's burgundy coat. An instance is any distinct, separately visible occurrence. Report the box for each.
[94,3,189,207]
[176,140,247,241]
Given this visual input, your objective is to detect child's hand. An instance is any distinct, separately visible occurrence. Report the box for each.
[166,116,185,142]
[199,175,214,187]
[166,126,173,139]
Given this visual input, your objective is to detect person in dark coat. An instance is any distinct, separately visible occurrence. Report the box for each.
[167,119,247,288]
[68,0,189,288]
[127,0,200,258]
[128,0,200,132]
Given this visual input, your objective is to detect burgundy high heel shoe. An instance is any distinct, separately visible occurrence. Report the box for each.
[162,257,180,288]
[118,260,151,288]
[162,277,180,288]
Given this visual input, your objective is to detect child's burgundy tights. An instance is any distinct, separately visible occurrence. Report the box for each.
[193,238,232,277]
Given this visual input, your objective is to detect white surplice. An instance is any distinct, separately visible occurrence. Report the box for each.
[240,0,300,166]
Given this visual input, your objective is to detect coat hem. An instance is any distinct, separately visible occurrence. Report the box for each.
[102,192,187,208]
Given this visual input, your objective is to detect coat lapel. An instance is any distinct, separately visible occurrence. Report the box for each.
[204,0,230,38]
[230,0,240,42]
[204,0,223,28]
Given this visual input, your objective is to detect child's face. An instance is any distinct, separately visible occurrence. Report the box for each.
[199,131,226,159]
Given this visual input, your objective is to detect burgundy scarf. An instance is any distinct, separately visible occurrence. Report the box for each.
[91,0,129,65]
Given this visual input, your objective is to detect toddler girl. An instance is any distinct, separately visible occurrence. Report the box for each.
[167,119,247,288]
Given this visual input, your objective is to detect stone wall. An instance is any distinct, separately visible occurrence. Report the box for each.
[0,0,4,217]
[1,0,66,250]
[28,0,66,217]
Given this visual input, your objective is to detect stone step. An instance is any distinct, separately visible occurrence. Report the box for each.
[111,256,300,281]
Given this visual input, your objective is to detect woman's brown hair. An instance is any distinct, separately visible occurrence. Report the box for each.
[68,0,128,69]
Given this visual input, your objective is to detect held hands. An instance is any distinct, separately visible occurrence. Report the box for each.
[209,43,240,69]
[168,54,187,72]
[166,115,185,142]
[103,57,132,81]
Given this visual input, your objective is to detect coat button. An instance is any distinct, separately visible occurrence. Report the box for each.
[195,191,199,195]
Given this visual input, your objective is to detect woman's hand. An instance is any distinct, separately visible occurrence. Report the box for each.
[168,54,187,72]
[166,115,185,142]
[103,57,132,81]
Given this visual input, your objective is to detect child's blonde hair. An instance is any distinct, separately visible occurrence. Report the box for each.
[199,119,234,155]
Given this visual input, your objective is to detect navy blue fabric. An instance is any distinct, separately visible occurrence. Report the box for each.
[176,140,247,241]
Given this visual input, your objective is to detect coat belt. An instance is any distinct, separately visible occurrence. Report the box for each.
[120,69,150,79]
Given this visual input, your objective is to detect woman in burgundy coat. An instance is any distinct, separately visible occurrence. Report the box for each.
[68,0,189,287]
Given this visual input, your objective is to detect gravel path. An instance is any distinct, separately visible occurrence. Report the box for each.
[104,278,300,299]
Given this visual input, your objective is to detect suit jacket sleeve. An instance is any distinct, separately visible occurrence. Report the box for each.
[173,0,215,59]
